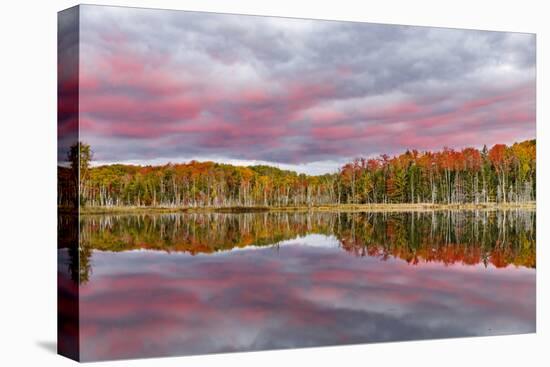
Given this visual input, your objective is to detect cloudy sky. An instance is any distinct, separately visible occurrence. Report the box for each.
[78,5,535,174]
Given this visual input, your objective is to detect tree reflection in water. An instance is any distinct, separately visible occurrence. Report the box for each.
[74,210,535,283]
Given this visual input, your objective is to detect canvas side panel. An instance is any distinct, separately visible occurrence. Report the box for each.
[57,5,80,362]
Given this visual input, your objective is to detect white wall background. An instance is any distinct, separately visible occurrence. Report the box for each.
[0,1,547,366]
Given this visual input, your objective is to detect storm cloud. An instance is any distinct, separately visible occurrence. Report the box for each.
[78,5,536,174]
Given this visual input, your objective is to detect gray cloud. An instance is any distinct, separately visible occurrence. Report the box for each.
[76,5,536,173]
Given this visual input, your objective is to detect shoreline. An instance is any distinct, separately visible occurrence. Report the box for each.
[69,202,536,215]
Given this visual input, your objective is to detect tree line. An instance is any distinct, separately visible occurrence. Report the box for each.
[58,140,535,208]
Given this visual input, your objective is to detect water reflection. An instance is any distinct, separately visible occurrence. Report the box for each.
[77,210,536,361]
[79,210,536,279]
[57,214,79,358]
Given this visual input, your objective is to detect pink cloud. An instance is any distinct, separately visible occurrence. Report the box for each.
[312,125,357,140]
[307,108,348,125]
[241,88,271,104]
[77,39,535,165]
[361,101,424,121]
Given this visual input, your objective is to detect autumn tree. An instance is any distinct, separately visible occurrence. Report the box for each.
[67,141,92,207]
[79,140,535,208]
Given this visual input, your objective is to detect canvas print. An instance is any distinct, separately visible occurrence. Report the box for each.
[58,5,536,362]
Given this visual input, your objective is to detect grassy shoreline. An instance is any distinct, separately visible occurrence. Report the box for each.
[72,201,536,215]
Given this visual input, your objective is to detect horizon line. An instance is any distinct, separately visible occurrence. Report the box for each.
[85,138,536,176]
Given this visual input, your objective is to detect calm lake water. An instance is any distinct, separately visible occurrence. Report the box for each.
[62,210,536,361]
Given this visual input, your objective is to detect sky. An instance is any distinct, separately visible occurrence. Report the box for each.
[76,5,536,175]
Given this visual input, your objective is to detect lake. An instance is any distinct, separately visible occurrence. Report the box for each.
[59,210,536,361]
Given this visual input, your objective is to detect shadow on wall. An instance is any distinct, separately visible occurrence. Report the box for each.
[36,340,57,354]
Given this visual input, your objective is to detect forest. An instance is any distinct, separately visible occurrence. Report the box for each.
[58,140,536,209]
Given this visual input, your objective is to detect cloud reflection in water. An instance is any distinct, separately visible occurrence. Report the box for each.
[79,233,535,361]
